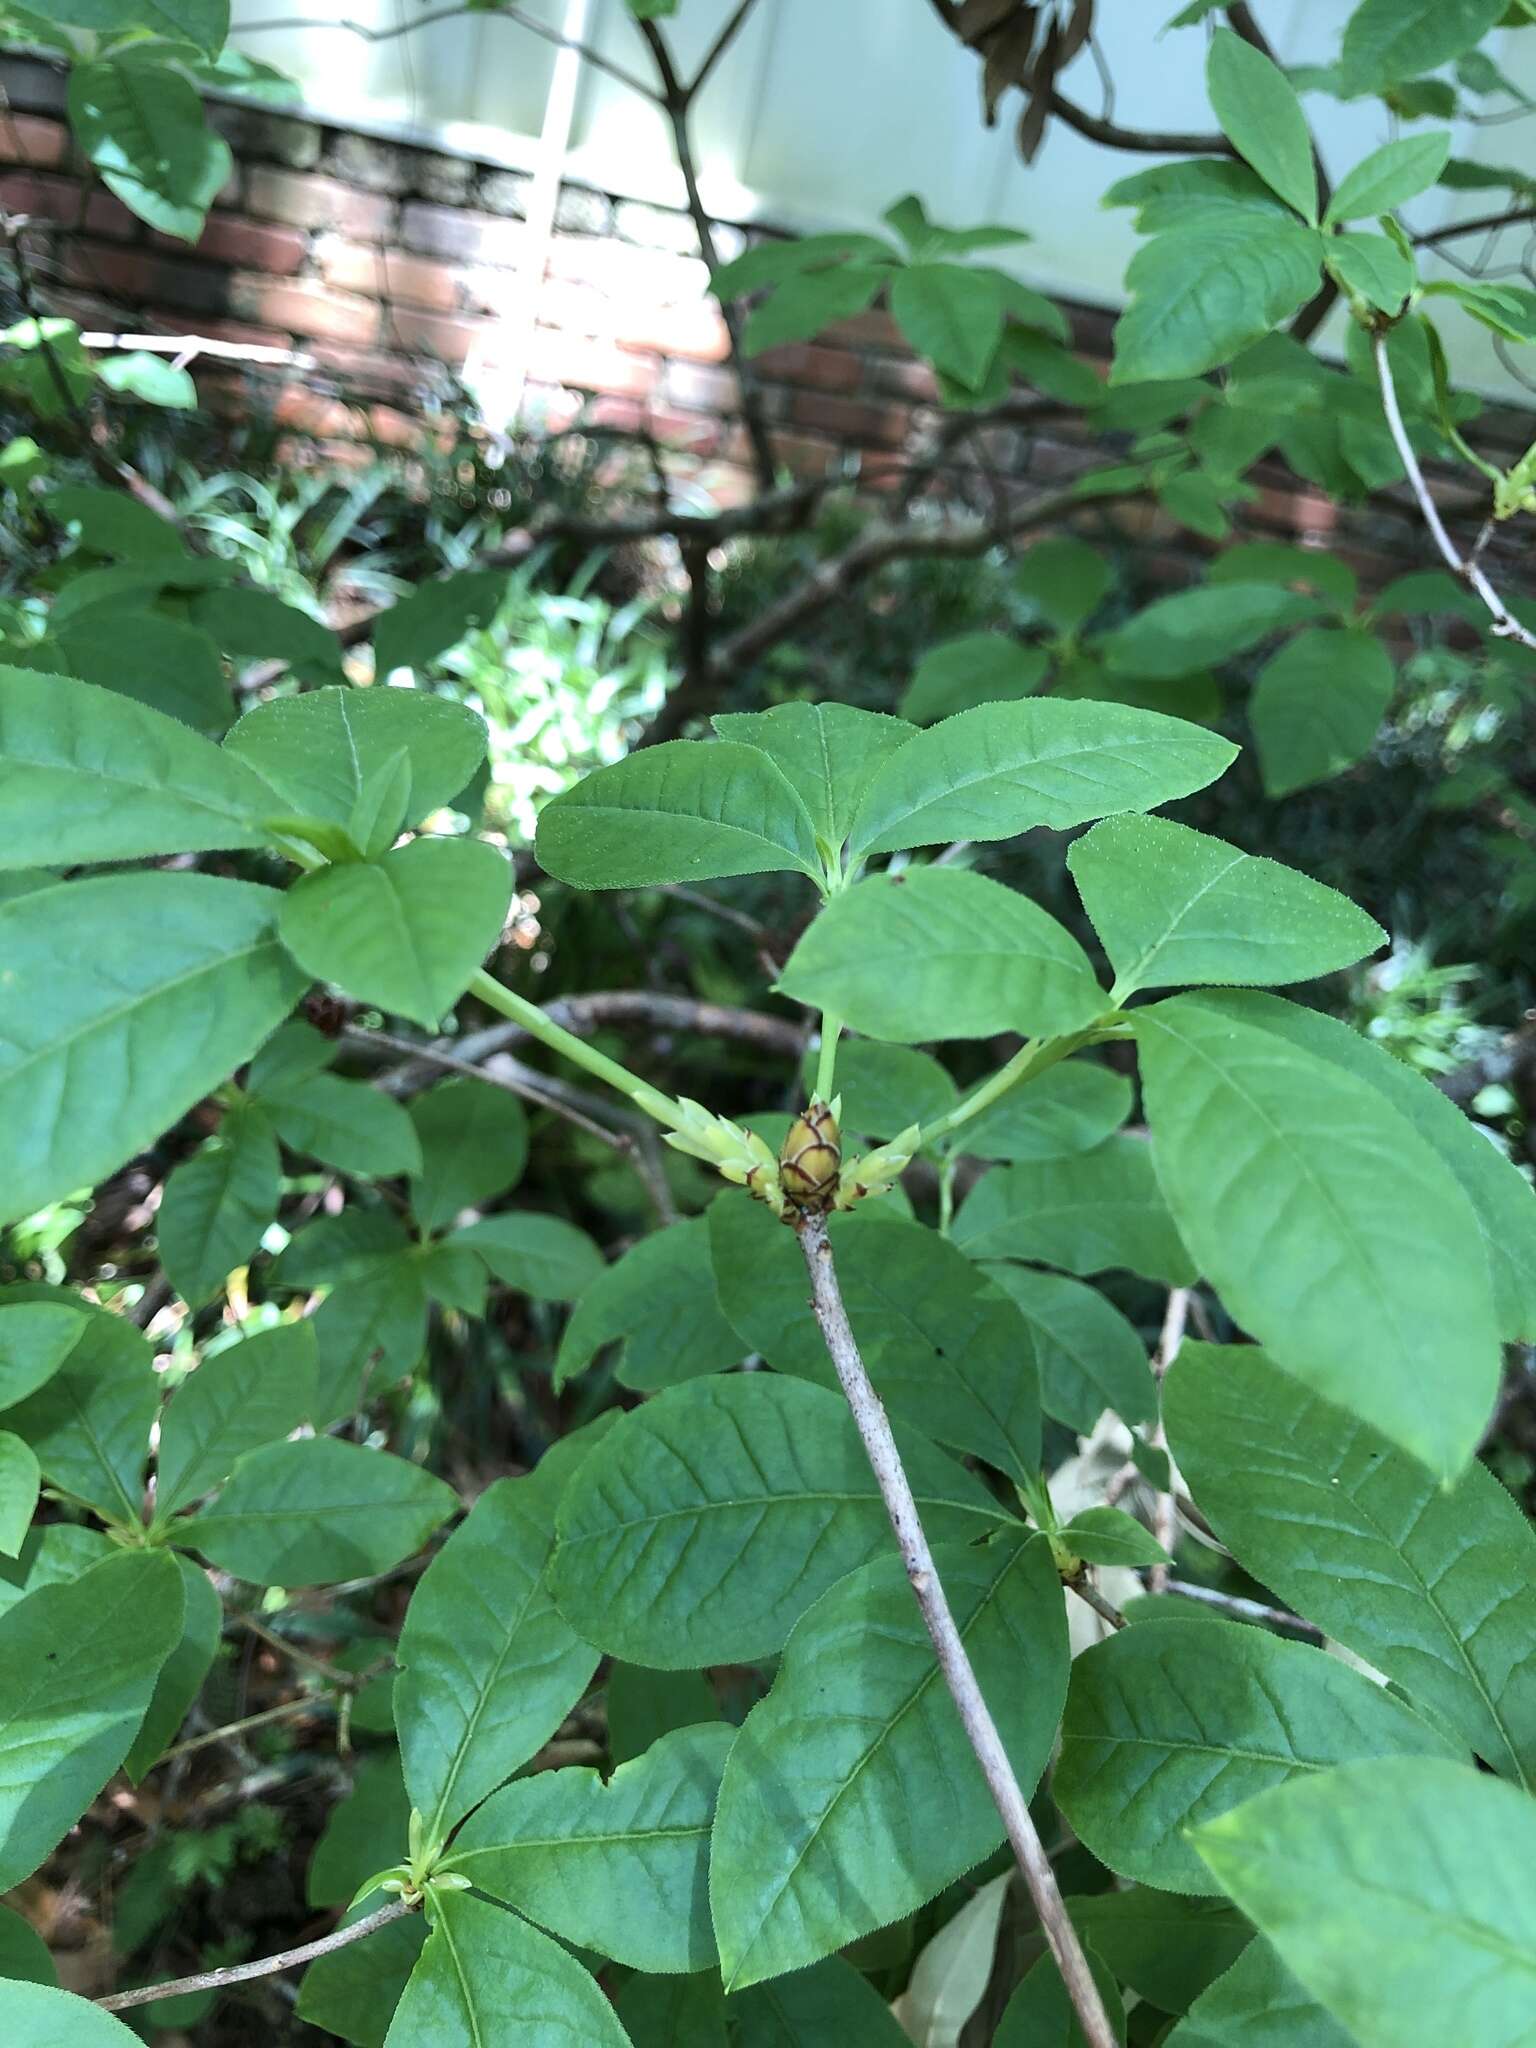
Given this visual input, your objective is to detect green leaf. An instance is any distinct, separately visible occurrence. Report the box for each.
[741,264,888,353]
[958,1060,1132,1163]
[549,1373,1005,1667]
[225,685,487,830]
[0,1524,113,1619]
[394,1463,598,1840]
[0,1984,143,2048]
[777,869,1106,1044]
[189,586,343,679]
[1105,158,1294,233]
[278,837,510,1031]
[812,1041,958,1138]
[155,1321,318,1517]
[1067,1891,1252,2017]
[555,1218,743,1392]
[0,1550,184,1889]
[1327,132,1452,222]
[0,1302,90,1411]
[996,1948,1127,2047]
[385,1889,630,2048]
[2,1298,155,1524]
[123,1551,222,1780]
[709,1200,1041,1483]
[1341,0,1509,92]
[1134,991,1502,1476]
[248,1019,336,1094]
[1328,231,1414,310]
[1112,221,1322,384]
[1060,1506,1171,1568]
[981,1264,1156,1431]
[1055,1614,1458,1893]
[606,1663,722,1766]
[1250,627,1395,796]
[271,1209,413,1291]
[96,344,193,407]
[890,1873,1011,2045]
[712,1531,1065,1987]
[616,1971,726,2048]
[158,1103,281,1307]
[263,1074,423,1178]
[308,1752,411,1907]
[1193,1757,1536,2048]
[450,1213,603,1301]
[374,568,507,677]
[52,0,230,51]
[898,634,1046,725]
[0,1432,39,1557]
[1422,277,1536,342]
[188,1438,457,1585]
[419,1240,486,1315]
[846,699,1237,858]
[1166,1341,1536,1788]
[536,740,823,890]
[409,1077,530,1235]
[1067,814,1384,997]
[1215,991,1536,1343]
[1017,537,1115,635]
[1101,583,1320,679]
[309,1258,431,1424]
[891,264,1005,388]
[49,484,185,563]
[0,872,306,1226]
[0,1904,56,1985]
[56,611,231,732]
[296,1910,427,2048]
[713,233,894,299]
[445,1723,732,1971]
[730,1959,908,2046]
[0,666,283,869]
[1207,30,1317,222]
[713,701,916,850]
[953,1136,1197,1285]
[1165,1937,1353,2048]
[68,59,232,240]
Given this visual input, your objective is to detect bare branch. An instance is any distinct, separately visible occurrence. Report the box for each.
[1163,1578,1324,1640]
[1068,1576,1129,1632]
[1147,1286,1190,1595]
[797,1211,1119,2048]
[636,16,778,489]
[1372,330,1536,653]
[97,1898,415,2013]
[238,6,660,100]
[690,0,761,97]
[80,331,316,368]
[1414,206,1536,249]
[1044,89,1231,158]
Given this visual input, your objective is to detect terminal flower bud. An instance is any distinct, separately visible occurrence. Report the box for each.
[779,1099,842,1213]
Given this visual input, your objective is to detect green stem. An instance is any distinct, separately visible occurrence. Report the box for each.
[920,1026,1103,1151]
[466,970,686,1132]
[814,1012,842,1103]
[937,1156,957,1238]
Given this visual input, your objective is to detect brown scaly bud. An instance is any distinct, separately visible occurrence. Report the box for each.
[779,1098,843,1215]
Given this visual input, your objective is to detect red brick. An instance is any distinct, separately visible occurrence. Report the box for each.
[789,389,910,449]
[768,428,839,478]
[522,329,658,398]
[752,342,862,393]
[0,168,81,223]
[228,275,379,345]
[81,189,139,238]
[0,112,68,168]
[317,237,459,311]
[61,240,236,318]
[398,202,523,267]
[308,342,431,395]
[866,352,939,403]
[368,404,422,449]
[664,360,739,414]
[546,233,705,304]
[619,301,730,363]
[245,166,393,239]
[163,212,308,274]
[822,305,902,350]
[387,305,494,361]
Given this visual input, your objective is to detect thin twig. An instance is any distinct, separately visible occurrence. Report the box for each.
[239,5,659,97]
[1067,1576,1128,1632]
[637,16,778,488]
[1147,1287,1190,1594]
[1163,1579,1323,1639]
[80,331,316,368]
[1372,331,1536,652]
[96,1898,415,2013]
[238,1615,367,1693]
[155,1695,328,1766]
[796,1212,1118,2048]
[1414,205,1536,249]
[343,1025,633,1150]
[690,0,760,95]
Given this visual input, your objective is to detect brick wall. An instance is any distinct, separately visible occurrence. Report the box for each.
[4,50,1535,606]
